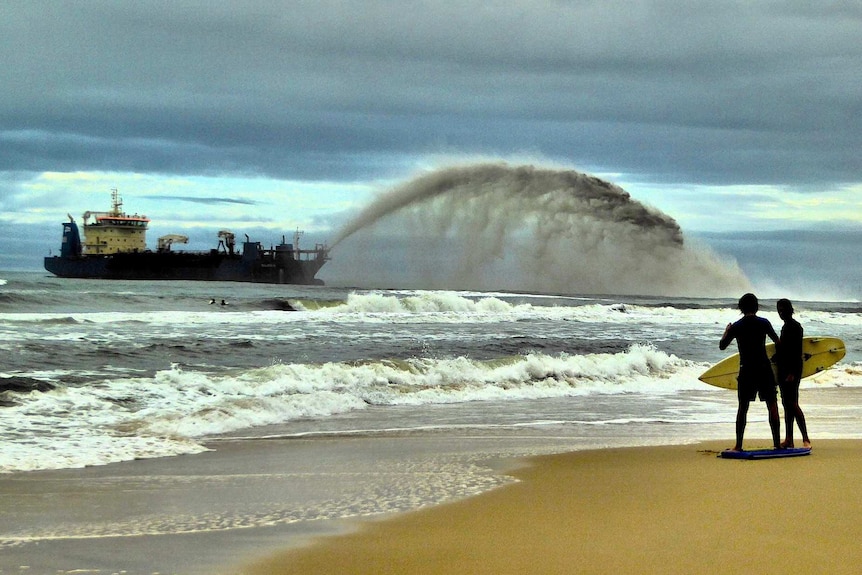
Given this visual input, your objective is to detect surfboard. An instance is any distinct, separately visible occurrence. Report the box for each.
[698,336,845,390]
[719,447,811,460]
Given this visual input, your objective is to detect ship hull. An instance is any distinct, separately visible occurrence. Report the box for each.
[44,251,326,285]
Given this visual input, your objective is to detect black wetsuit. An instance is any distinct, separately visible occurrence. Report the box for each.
[777,317,804,403]
[720,315,779,402]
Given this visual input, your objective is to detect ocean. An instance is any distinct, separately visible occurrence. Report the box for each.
[2,270,861,572]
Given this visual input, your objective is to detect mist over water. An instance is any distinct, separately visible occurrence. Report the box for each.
[330,163,751,296]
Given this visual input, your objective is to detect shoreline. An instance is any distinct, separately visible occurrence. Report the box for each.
[240,439,862,575]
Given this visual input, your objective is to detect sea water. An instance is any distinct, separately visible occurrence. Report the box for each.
[4,269,862,470]
[2,271,861,571]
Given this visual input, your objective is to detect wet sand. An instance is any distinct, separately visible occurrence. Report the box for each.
[3,438,860,574]
[242,440,862,575]
[0,433,551,574]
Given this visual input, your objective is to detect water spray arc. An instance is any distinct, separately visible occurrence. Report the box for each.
[330,163,750,297]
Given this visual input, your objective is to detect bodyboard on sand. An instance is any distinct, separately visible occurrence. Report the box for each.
[698,336,845,390]
[719,447,811,460]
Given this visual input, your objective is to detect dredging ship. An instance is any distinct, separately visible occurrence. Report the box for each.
[44,190,330,284]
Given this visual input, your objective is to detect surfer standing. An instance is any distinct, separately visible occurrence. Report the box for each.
[719,293,781,451]
[776,298,810,448]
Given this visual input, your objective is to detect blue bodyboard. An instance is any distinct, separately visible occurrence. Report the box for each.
[719,447,811,460]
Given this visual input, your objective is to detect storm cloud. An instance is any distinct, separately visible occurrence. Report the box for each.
[142,196,258,205]
[2,1,861,185]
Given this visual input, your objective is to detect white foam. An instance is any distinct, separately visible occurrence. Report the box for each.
[3,292,862,334]
[302,293,862,330]
[0,345,708,473]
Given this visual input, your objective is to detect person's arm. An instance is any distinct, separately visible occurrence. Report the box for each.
[770,322,785,377]
[719,323,734,350]
[791,321,803,347]
[774,326,784,362]
[768,323,780,345]
[792,322,804,378]
[767,325,779,346]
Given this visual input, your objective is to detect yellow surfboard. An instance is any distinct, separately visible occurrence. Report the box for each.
[698,336,846,390]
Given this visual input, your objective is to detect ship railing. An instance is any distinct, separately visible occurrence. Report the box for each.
[260,245,329,261]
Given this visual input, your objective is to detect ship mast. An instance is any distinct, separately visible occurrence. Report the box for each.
[293,229,303,259]
[110,188,123,216]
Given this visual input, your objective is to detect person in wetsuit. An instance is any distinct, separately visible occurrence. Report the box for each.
[719,293,780,451]
[776,298,810,448]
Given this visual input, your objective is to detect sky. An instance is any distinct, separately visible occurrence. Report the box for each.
[2,1,862,299]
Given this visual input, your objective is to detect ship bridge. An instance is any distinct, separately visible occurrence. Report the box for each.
[82,189,151,255]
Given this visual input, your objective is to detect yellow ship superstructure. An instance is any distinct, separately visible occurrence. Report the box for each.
[82,189,150,255]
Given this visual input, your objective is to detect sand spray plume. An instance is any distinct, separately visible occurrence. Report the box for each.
[330,163,751,296]
[332,164,682,248]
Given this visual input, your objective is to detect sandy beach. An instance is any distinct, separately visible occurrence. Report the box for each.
[243,440,862,575]
[3,436,861,574]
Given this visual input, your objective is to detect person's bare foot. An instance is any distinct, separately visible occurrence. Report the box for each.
[726,445,743,452]
[780,440,794,449]
[803,440,811,448]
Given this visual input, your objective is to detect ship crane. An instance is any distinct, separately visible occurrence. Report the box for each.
[157,234,189,252]
[217,230,236,255]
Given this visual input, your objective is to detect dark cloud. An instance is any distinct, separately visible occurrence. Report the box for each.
[142,196,258,205]
[1,1,861,185]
